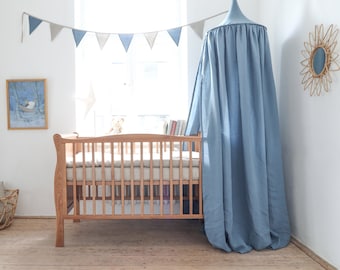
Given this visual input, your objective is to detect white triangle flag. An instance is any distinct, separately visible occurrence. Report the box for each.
[144,32,158,49]
[96,33,110,50]
[50,23,63,41]
[190,21,205,39]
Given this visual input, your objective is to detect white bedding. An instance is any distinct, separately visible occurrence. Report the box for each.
[66,151,200,181]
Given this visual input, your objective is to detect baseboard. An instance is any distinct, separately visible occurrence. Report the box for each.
[291,237,337,270]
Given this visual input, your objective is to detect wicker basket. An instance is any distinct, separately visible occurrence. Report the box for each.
[0,189,19,230]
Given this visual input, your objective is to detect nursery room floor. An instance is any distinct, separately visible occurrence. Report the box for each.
[0,218,333,270]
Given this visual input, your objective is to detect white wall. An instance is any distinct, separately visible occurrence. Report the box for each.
[258,0,340,268]
[0,0,76,216]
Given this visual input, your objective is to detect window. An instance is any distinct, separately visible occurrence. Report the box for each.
[74,1,189,136]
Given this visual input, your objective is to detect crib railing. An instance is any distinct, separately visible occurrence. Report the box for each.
[54,133,202,220]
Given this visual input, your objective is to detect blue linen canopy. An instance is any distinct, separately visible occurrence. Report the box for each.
[185,22,291,253]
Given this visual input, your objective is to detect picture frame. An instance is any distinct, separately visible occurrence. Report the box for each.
[6,79,48,130]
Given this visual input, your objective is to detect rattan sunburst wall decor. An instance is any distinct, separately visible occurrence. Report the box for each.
[300,24,340,96]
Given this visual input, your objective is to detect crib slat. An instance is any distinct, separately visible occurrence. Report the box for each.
[149,141,154,215]
[140,142,145,216]
[110,142,115,216]
[159,141,163,215]
[120,141,125,215]
[91,143,96,215]
[101,142,106,215]
[71,142,79,220]
[130,142,135,215]
[189,141,193,215]
[81,144,87,216]
[175,141,183,216]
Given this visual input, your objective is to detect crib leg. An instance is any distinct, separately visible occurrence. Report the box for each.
[55,216,64,247]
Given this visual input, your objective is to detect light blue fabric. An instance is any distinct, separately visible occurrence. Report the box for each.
[72,29,87,47]
[28,16,42,35]
[167,27,182,46]
[220,0,253,25]
[185,23,291,253]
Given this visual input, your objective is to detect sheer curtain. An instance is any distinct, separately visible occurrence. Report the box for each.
[74,0,189,135]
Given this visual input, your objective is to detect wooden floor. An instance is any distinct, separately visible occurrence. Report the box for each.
[0,218,328,270]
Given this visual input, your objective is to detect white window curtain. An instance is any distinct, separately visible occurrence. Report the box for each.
[74,0,188,136]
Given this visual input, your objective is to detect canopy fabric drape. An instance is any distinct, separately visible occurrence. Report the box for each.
[185,23,291,253]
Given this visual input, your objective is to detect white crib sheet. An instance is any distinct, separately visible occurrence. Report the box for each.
[66,151,200,181]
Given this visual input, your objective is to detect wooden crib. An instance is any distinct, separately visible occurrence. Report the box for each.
[53,133,203,247]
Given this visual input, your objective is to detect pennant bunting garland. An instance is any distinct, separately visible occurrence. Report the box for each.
[118,34,134,52]
[50,23,63,41]
[24,11,227,51]
[28,16,42,34]
[144,32,158,49]
[72,29,87,47]
[96,33,110,50]
[190,21,205,39]
[167,27,182,46]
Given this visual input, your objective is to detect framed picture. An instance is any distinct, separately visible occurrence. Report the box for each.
[6,79,48,130]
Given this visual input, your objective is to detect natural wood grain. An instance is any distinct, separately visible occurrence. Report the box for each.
[0,218,330,270]
[53,133,203,247]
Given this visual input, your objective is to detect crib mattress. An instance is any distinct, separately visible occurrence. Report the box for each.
[66,151,200,181]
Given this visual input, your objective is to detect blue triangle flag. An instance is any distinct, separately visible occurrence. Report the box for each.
[118,34,134,52]
[29,16,42,35]
[167,27,182,46]
[72,29,87,47]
